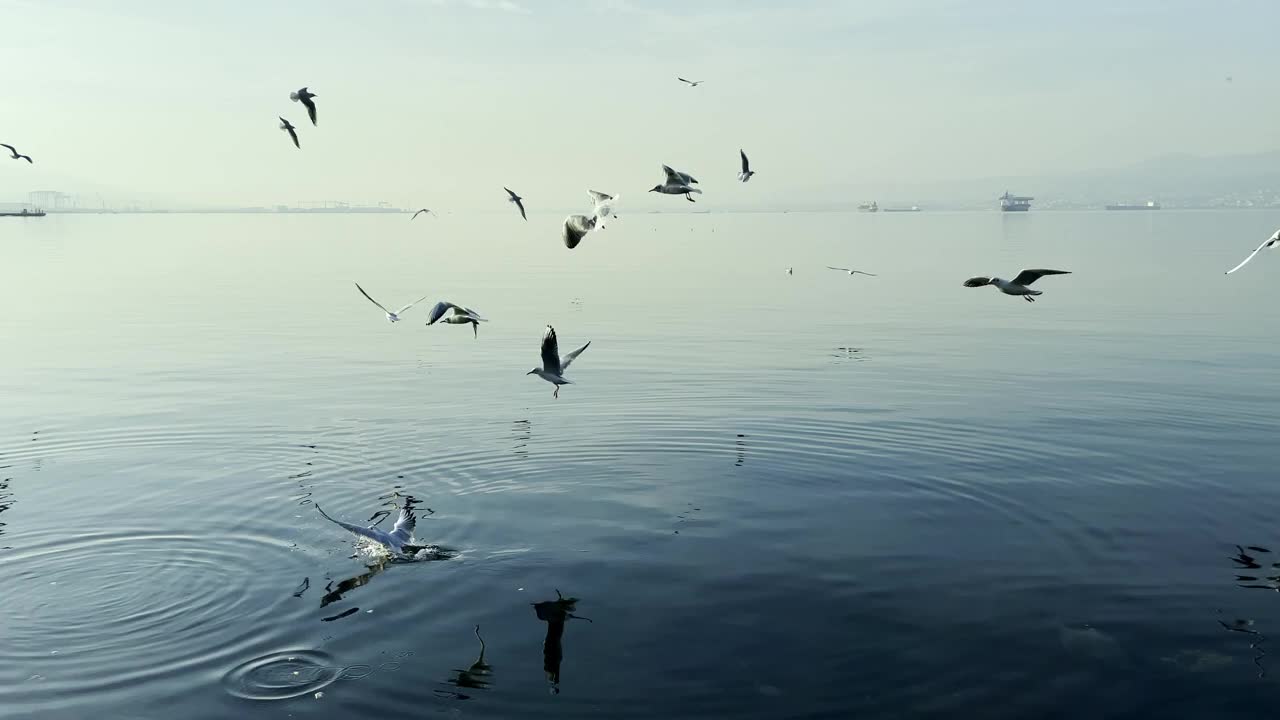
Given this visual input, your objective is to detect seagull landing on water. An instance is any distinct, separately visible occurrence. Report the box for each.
[588,190,618,229]
[738,149,754,182]
[411,209,435,220]
[964,269,1070,302]
[427,301,486,337]
[1225,229,1280,274]
[290,87,318,126]
[316,503,423,556]
[677,77,705,87]
[827,266,876,277]
[505,187,527,221]
[527,325,590,399]
[650,165,702,202]
[278,117,300,148]
[1,144,32,163]
[354,282,429,322]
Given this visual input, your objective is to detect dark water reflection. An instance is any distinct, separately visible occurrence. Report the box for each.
[532,591,591,694]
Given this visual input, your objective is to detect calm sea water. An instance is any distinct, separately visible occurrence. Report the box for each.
[3,209,1280,719]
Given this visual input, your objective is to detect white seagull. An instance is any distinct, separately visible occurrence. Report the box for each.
[290,87,318,126]
[426,301,486,337]
[1225,229,1280,274]
[316,503,420,556]
[827,266,876,277]
[964,268,1070,302]
[650,165,702,202]
[738,149,754,182]
[786,267,793,275]
[588,190,618,229]
[505,187,527,221]
[1,143,32,163]
[527,325,590,399]
[563,214,598,250]
[354,282,429,322]
[278,117,300,149]
[677,77,705,87]
[411,208,435,220]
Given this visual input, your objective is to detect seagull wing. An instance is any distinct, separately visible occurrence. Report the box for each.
[316,505,393,547]
[662,165,682,184]
[964,276,992,287]
[388,506,417,544]
[850,270,877,276]
[560,341,591,371]
[0,143,14,156]
[588,190,613,204]
[427,301,463,325]
[1011,269,1071,286]
[515,198,527,220]
[1226,231,1280,274]
[19,155,31,163]
[827,266,851,272]
[301,95,318,125]
[354,282,392,314]
[740,149,750,173]
[395,295,430,315]
[412,209,426,220]
[563,214,594,249]
[541,326,562,375]
[677,77,692,84]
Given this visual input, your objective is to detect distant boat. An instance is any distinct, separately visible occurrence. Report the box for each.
[882,205,921,213]
[1106,201,1161,211]
[857,201,878,212]
[999,191,1032,212]
[0,208,45,217]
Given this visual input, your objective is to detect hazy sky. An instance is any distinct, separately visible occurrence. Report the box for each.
[2,0,1277,209]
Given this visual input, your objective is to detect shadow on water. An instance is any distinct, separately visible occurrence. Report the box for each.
[435,625,494,701]
[734,433,747,467]
[321,557,389,610]
[532,590,591,694]
[512,419,531,460]
[1225,543,1274,678]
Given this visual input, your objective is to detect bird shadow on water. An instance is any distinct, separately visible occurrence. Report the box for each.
[532,590,591,695]
[1221,543,1275,678]
[434,625,495,701]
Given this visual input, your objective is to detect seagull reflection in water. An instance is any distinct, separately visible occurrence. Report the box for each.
[532,590,591,694]
[436,625,494,700]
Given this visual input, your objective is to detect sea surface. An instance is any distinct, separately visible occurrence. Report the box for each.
[2,209,1280,719]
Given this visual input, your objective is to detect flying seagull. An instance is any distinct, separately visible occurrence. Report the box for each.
[587,190,618,229]
[738,149,754,182]
[290,87,318,126]
[527,325,590,399]
[316,503,420,556]
[650,165,702,202]
[677,77,704,87]
[1,144,32,163]
[963,269,1070,302]
[411,209,435,220]
[278,117,300,148]
[1225,229,1280,274]
[354,282,429,322]
[505,187,527,221]
[563,214,598,250]
[426,301,486,338]
[827,266,877,277]
[786,267,793,275]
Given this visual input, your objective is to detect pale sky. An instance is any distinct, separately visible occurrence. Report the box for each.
[1,0,1277,210]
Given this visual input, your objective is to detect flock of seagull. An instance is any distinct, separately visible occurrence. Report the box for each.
[6,78,1280,558]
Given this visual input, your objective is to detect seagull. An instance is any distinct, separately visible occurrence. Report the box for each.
[677,77,704,87]
[738,149,754,182]
[290,87,318,126]
[786,267,793,275]
[1225,229,1280,274]
[278,117,300,149]
[426,301,486,337]
[411,209,435,220]
[963,269,1070,302]
[354,282,429,322]
[563,214,598,250]
[505,187,527,221]
[0,144,32,163]
[527,325,590,399]
[587,190,618,229]
[316,503,421,556]
[827,266,876,277]
[650,166,702,202]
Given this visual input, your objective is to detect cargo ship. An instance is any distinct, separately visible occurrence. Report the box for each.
[0,207,45,217]
[1105,201,1160,211]
[857,201,878,212]
[999,192,1032,212]
[882,205,921,213]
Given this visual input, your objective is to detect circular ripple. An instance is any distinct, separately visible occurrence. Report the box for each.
[222,650,341,701]
[0,529,300,700]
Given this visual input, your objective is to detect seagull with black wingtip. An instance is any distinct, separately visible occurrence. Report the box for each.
[505,187,527,220]
[527,325,590,399]
[278,117,300,148]
[738,149,754,182]
[290,86,318,126]
[1,144,32,163]
[964,268,1071,302]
